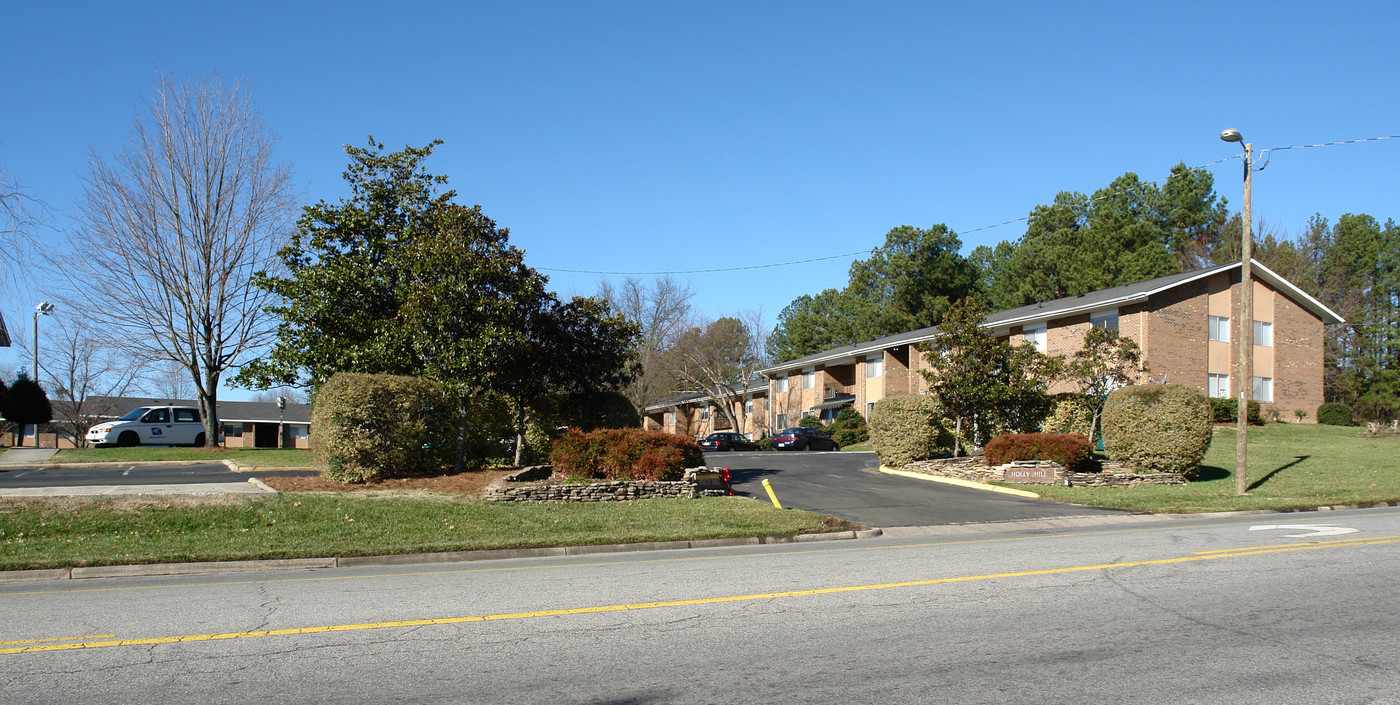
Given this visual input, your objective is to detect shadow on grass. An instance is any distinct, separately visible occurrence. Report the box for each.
[1248,455,1310,492]
[1190,465,1231,482]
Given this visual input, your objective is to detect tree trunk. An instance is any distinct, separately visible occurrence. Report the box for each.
[953,416,962,457]
[454,400,469,474]
[512,406,527,467]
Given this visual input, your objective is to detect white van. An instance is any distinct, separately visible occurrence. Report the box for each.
[86,405,215,447]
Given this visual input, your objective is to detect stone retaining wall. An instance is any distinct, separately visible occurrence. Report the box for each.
[899,457,1186,487]
[484,466,728,502]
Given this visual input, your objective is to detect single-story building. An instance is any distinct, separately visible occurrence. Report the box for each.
[761,259,1343,427]
[14,395,312,449]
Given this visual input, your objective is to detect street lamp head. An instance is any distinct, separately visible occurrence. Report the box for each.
[1220,128,1243,144]
[35,302,54,315]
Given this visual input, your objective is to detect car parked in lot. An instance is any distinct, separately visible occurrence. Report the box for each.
[86,405,219,447]
[770,427,840,451]
[698,432,761,452]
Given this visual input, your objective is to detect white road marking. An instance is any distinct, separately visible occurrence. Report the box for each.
[1249,524,1360,538]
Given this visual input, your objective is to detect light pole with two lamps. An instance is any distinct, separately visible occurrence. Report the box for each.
[1219,128,1252,496]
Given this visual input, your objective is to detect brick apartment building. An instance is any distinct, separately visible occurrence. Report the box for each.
[642,380,771,438]
[758,259,1342,433]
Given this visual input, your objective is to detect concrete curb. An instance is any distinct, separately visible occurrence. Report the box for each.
[0,528,888,583]
[246,477,279,493]
[878,465,1043,498]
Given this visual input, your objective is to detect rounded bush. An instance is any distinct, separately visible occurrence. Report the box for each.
[1316,402,1354,427]
[311,373,457,484]
[867,394,954,467]
[1041,394,1095,437]
[1101,384,1212,474]
[826,407,870,447]
[1208,397,1263,425]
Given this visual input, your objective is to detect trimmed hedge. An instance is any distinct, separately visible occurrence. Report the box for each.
[1208,397,1263,425]
[549,428,704,481]
[985,433,1094,473]
[310,373,457,484]
[1101,384,1213,475]
[1317,402,1355,426]
[867,394,954,467]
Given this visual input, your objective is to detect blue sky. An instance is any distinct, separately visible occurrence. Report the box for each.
[2,1,1396,399]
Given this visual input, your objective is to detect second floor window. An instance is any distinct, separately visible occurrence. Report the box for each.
[802,370,815,389]
[1253,320,1273,347]
[865,355,883,378]
[1022,325,1046,352]
[1208,315,1230,342]
[776,375,788,393]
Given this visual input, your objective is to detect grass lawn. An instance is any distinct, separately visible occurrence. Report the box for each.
[1002,423,1400,513]
[0,493,853,571]
[33,446,314,468]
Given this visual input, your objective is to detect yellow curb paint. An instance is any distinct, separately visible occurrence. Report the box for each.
[4,536,1393,656]
[878,465,1042,498]
[0,634,116,646]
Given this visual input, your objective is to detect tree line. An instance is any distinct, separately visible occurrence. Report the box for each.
[767,165,1397,420]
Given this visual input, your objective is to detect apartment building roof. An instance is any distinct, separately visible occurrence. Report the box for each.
[761,259,1344,375]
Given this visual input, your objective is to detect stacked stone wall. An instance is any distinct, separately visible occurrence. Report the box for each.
[484,466,728,502]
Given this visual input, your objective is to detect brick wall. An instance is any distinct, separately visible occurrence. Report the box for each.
[1144,278,1211,393]
[1273,289,1325,421]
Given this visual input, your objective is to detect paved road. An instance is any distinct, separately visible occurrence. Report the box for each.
[3,507,1396,704]
[0,463,316,491]
[711,450,1131,527]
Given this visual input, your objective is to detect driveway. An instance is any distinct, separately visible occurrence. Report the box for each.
[708,450,1132,528]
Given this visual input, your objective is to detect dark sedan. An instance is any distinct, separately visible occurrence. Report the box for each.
[770,427,840,451]
[699,433,761,452]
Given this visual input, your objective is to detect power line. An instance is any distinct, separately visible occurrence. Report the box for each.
[536,134,1397,276]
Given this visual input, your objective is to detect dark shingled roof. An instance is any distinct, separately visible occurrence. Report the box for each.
[83,396,311,424]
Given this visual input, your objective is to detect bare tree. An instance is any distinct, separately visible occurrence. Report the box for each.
[599,276,694,414]
[144,359,196,400]
[667,311,768,436]
[0,166,44,310]
[249,386,307,405]
[30,316,143,446]
[56,74,295,447]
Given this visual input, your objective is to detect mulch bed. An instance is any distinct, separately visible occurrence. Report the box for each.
[258,469,517,496]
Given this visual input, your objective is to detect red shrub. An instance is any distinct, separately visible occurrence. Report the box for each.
[985,433,1094,472]
[550,428,704,481]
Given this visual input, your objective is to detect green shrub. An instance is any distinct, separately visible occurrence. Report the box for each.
[798,414,823,429]
[867,394,954,467]
[311,373,457,484]
[549,428,703,481]
[1041,394,1096,437]
[825,407,870,447]
[985,433,1094,472]
[1208,397,1263,425]
[1101,384,1213,475]
[1317,402,1355,426]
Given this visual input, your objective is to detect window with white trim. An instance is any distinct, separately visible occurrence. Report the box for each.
[1208,315,1230,342]
[699,406,709,420]
[776,374,788,393]
[1253,320,1273,347]
[802,369,815,389]
[1252,376,1273,403]
[1208,373,1230,399]
[1022,325,1047,352]
[775,413,788,429]
[1091,310,1119,330]
[744,396,753,414]
[865,354,883,378]
[866,402,875,418]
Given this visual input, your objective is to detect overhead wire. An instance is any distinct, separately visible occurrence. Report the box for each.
[535,135,1397,276]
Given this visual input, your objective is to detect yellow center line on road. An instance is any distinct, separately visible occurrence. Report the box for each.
[4,510,1399,598]
[5,536,1395,656]
[0,634,116,646]
[1192,535,1398,555]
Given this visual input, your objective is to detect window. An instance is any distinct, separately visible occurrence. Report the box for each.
[1253,320,1273,347]
[666,410,675,425]
[1022,325,1046,352]
[1252,377,1273,403]
[1091,310,1119,330]
[802,369,815,389]
[775,414,789,429]
[289,425,309,440]
[1208,373,1230,399]
[174,408,200,423]
[142,409,170,424]
[866,402,875,418]
[865,355,883,378]
[744,397,753,414]
[224,423,244,438]
[776,374,788,393]
[1208,315,1230,342]
[699,406,710,420]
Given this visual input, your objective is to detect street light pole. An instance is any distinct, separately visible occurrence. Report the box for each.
[1220,129,1253,496]
[31,302,55,447]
